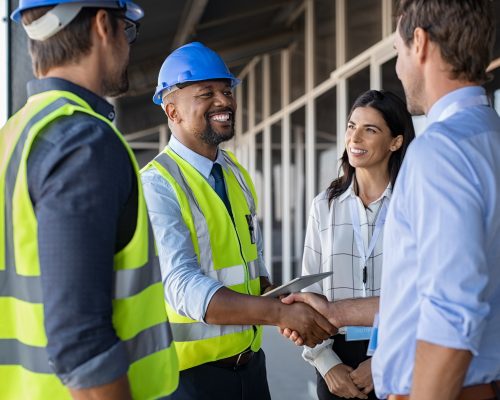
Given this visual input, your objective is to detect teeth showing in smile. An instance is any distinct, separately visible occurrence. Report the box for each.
[210,112,231,122]
[350,147,367,154]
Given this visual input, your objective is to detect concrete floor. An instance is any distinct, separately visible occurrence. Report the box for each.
[261,326,317,400]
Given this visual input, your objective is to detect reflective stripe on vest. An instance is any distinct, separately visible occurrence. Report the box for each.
[0,90,178,399]
[147,147,263,370]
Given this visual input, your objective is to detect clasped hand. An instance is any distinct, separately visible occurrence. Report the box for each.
[277,298,336,347]
[279,292,337,346]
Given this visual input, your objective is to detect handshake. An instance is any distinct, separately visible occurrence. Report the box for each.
[276,292,378,348]
[275,292,337,347]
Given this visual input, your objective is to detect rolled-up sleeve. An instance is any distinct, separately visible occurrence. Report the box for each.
[141,169,223,322]
[30,116,132,388]
[411,134,490,355]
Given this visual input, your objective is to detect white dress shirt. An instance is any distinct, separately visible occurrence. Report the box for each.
[301,178,392,376]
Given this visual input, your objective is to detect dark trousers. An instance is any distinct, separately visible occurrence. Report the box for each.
[316,335,378,400]
[168,349,271,400]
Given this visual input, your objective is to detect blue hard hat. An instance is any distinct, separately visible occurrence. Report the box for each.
[11,0,143,23]
[153,42,240,106]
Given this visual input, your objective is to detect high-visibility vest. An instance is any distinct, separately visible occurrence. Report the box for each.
[143,146,263,371]
[0,90,179,400]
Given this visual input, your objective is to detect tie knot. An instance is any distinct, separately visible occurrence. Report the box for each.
[211,163,224,182]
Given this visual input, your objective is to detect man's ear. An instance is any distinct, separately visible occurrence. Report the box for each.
[93,9,113,45]
[390,134,404,152]
[412,27,430,64]
[165,103,178,123]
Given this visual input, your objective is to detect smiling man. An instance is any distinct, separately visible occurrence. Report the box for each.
[141,42,335,400]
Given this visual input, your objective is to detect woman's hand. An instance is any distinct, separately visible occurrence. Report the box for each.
[349,358,374,395]
[324,364,368,399]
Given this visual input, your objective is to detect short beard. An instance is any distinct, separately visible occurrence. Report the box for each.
[403,79,425,116]
[406,96,425,116]
[103,68,129,98]
[199,116,235,146]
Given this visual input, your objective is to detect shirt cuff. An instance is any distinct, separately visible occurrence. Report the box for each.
[416,296,486,356]
[56,341,129,389]
[200,283,225,323]
[302,339,342,377]
[314,347,343,377]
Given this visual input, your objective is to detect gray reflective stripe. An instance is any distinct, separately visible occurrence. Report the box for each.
[2,97,80,304]
[222,152,256,214]
[0,322,174,374]
[170,321,252,342]
[114,225,162,299]
[113,256,161,299]
[0,273,43,303]
[154,152,213,273]
[0,339,52,373]
[207,264,246,287]
[124,322,174,362]
[247,260,260,280]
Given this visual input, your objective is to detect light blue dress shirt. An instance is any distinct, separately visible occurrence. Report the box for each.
[372,86,500,398]
[141,135,268,322]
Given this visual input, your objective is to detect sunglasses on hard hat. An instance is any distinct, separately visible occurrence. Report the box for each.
[123,17,139,44]
[107,9,139,44]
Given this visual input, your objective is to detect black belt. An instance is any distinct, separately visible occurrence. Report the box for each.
[208,349,255,370]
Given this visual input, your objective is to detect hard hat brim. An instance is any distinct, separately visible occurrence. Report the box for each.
[152,76,241,106]
[11,0,144,23]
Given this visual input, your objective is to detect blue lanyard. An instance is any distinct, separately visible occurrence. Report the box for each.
[349,195,387,297]
[437,95,489,122]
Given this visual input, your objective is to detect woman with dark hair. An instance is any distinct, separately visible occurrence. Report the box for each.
[301,90,415,400]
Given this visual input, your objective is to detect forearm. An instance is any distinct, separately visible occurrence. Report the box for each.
[332,296,379,327]
[205,287,284,325]
[411,340,472,400]
[69,375,132,400]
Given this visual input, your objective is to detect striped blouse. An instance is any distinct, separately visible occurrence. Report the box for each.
[301,179,392,376]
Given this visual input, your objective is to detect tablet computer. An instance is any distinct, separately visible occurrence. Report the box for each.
[261,271,332,298]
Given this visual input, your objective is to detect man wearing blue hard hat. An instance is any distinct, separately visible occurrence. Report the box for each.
[142,41,336,400]
[0,1,178,399]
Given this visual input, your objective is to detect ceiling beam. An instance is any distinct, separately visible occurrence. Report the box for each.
[171,0,209,50]
[197,2,289,31]
[126,30,296,98]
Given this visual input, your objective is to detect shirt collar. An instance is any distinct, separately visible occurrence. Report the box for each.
[338,176,392,204]
[27,77,116,121]
[168,134,228,180]
[427,86,486,126]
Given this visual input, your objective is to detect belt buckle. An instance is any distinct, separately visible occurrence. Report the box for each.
[234,349,251,370]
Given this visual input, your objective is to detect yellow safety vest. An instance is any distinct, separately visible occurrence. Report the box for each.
[0,90,178,399]
[143,146,263,371]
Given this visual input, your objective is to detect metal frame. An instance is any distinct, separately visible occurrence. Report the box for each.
[230,0,397,282]
[281,48,291,283]
[1,0,9,125]
[123,0,399,283]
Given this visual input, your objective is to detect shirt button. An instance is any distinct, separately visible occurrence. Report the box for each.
[108,111,115,120]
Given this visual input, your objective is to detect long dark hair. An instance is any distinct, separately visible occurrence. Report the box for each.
[327,90,415,205]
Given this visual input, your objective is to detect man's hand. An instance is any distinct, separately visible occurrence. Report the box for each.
[260,276,275,295]
[350,358,374,395]
[323,364,368,399]
[277,302,336,347]
[282,292,338,325]
[280,292,337,345]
